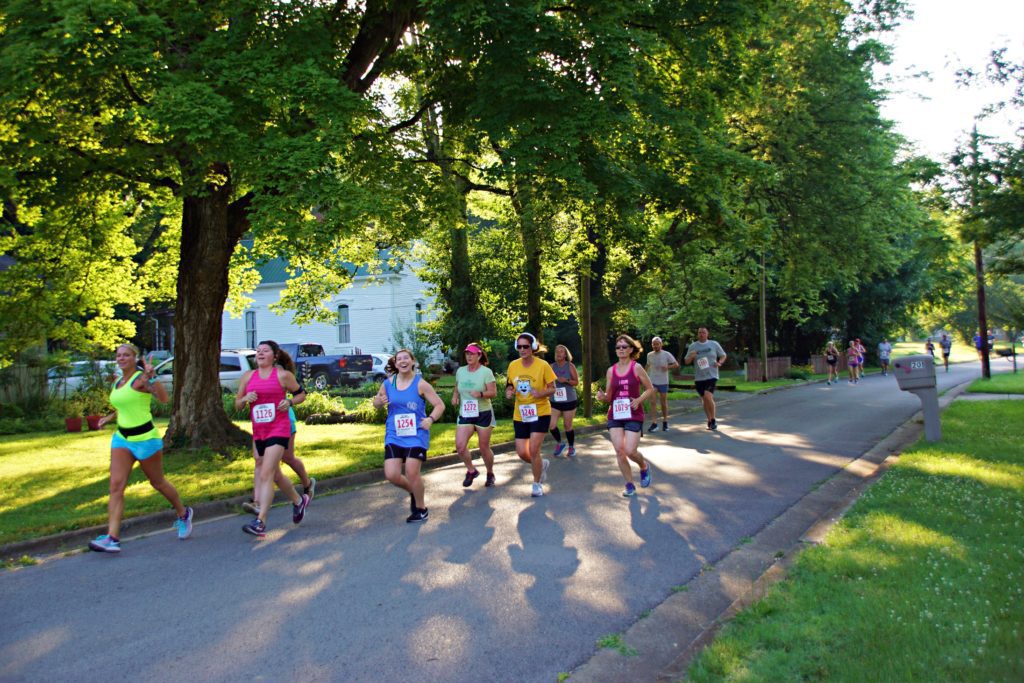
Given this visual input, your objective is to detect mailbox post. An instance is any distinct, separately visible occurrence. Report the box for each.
[893,354,940,441]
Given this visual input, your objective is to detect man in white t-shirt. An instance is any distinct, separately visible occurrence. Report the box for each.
[877,339,893,376]
[645,336,679,433]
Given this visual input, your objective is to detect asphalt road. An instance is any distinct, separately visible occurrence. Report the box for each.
[0,362,983,682]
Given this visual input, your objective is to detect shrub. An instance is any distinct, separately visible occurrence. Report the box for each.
[221,393,250,420]
[0,416,64,435]
[79,387,111,416]
[786,365,813,380]
[294,391,347,420]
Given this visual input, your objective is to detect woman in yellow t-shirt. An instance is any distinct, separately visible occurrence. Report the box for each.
[504,333,556,497]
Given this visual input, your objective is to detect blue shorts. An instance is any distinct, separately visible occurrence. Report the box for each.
[652,383,669,395]
[111,433,164,461]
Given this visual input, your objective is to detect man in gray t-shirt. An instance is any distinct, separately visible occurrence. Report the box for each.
[685,327,727,430]
[645,336,680,433]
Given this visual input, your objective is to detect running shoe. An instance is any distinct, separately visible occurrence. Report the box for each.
[707,420,714,430]
[531,483,544,497]
[292,493,310,524]
[640,468,651,488]
[552,442,566,458]
[406,508,429,523]
[540,458,550,484]
[243,518,266,537]
[567,446,577,458]
[304,477,317,502]
[710,419,718,431]
[463,469,480,487]
[175,506,194,540]
[622,483,637,497]
[648,423,658,433]
[485,472,496,487]
[662,422,668,432]
[241,500,260,515]
[88,534,121,553]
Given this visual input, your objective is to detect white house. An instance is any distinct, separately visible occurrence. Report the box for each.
[221,251,437,357]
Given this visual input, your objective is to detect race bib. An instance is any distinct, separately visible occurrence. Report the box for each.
[394,413,418,437]
[696,357,710,370]
[518,403,538,423]
[461,399,479,418]
[252,403,276,424]
[554,386,568,402]
[612,398,632,420]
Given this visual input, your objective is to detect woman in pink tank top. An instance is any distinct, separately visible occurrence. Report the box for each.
[596,334,656,497]
[234,340,309,538]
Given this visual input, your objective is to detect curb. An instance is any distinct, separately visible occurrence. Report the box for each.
[566,378,974,682]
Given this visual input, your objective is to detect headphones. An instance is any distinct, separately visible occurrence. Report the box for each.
[518,332,539,351]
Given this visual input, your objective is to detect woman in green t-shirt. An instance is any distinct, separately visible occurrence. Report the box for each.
[89,344,193,553]
[452,343,498,487]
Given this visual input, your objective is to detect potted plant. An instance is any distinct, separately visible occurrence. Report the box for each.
[62,397,84,432]
[81,388,110,431]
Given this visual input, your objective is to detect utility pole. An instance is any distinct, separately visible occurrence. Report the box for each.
[580,271,592,418]
[759,248,769,382]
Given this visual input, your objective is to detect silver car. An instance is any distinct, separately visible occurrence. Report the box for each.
[47,361,118,397]
[153,350,257,395]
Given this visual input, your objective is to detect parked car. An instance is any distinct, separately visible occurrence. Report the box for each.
[278,343,373,390]
[47,361,118,397]
[370,353,392,382]
[153,349,257,395]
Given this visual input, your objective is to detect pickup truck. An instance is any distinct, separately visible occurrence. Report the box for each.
[278,343,373,391]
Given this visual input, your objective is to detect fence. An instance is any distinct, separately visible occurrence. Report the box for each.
[0,364,47,404]
[745,356,791,381]
[810,354,830,375]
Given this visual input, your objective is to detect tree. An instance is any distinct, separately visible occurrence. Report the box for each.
[1,1,424,447]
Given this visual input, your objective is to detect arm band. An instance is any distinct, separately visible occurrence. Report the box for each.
[293,384,306,396]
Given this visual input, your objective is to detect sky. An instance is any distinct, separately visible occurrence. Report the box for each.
[877,0,1024,161]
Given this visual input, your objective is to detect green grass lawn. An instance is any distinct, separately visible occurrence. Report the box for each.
[688,399,1024,682]
[891,340,977,363]
[966,371,1024,394]
[0,414,605,547]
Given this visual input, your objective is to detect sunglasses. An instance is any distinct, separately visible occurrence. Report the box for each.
[516,344,532,349]
[615,345,630,349]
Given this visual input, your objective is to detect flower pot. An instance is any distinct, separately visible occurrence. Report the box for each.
[65,417,83,433]
[86,415,102,431]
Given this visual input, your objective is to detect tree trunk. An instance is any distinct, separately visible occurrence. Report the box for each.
[165,170,249,450]
[975,241,991,379]
[511,181,545,339]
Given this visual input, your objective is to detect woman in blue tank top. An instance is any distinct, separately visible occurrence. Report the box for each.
[372,349,445,523]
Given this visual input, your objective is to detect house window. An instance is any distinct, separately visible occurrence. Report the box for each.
[415,302,424,324]
[244,311,256,349]
[337,304,351,343]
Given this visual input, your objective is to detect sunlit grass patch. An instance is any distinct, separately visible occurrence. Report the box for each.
[966,371,1024,394]
[688,399,1024,682]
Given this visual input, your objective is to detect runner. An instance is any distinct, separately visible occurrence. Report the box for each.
[548,344,580,458]
[684,327,728,429]
[824,341,841,385]
[939,333,953,372]
[596,335,654,497]
[877,338,893,376]
[505,333,556,497]
[89,344,193,553]
[372,349,445,522]
[847,340,860,384]
[855,338,867,380]
[235,340,310,537]
[645,336,680,433]
[452,343,497,487]
[925,338,936,357]
[241,351,315,516]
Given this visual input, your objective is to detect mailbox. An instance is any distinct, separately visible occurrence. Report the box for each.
[893,355,936,391]
[892,354,940,441]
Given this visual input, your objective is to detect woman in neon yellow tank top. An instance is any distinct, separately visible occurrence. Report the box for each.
[87,344,193,553]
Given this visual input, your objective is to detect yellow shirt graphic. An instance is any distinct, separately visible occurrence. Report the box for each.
[507,358,556,421]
